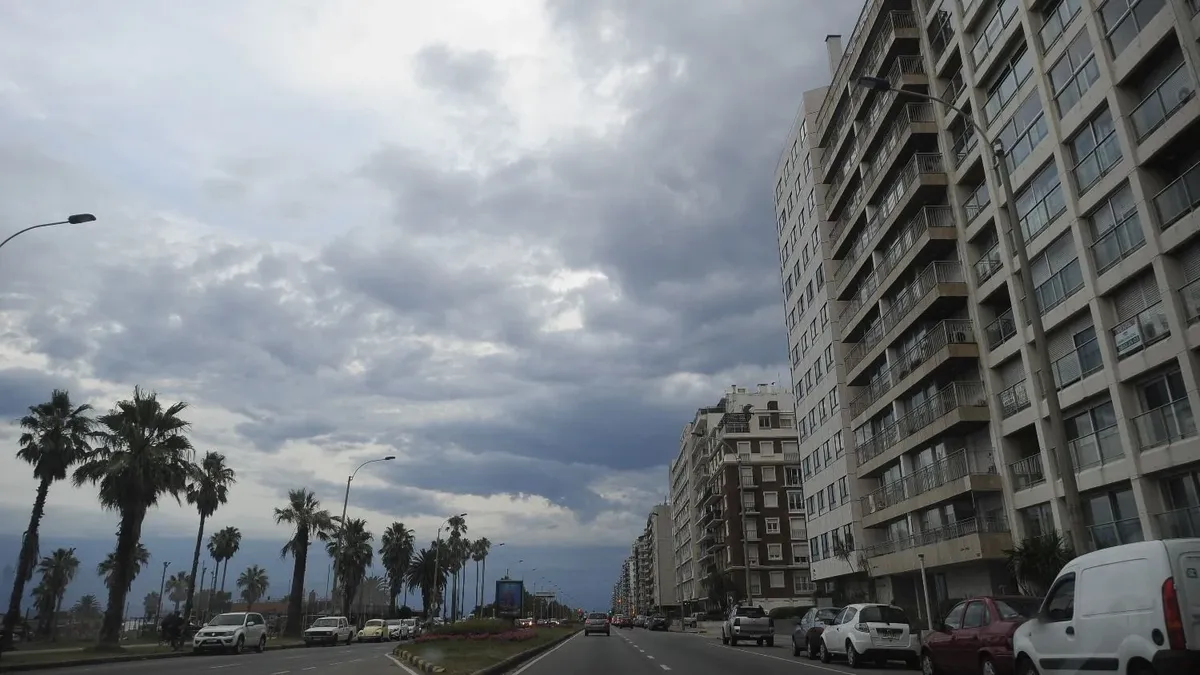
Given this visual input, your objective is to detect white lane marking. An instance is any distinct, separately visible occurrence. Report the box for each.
[648,655,655,659]
[508,631,582,675]
[660,666,671,671]
[384,653,423,675]
[705,642,853,673]
[209,665,242,670]
[350,658,363,662]
[302,668,316,672]
[271,671,290,674]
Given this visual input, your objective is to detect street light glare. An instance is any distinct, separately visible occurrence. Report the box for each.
[67,213,97,224]
[855,75,891,91]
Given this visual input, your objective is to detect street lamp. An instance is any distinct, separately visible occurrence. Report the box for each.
[853,77,1087,555]
[431,513,467,619]
[331,456,395,604]
[156,561,171,619]
[483,542,504,618]
[0,214,97,254]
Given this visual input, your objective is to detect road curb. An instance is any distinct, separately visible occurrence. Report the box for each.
[392,648,446,674]
[469,629,579,675]
[0,640,306,672]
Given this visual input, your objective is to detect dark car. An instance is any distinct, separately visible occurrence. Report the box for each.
[647,615,668,631]
[921,596,1041,675]
[792,606,842,658]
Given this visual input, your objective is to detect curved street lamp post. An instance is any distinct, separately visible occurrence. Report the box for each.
[0,214,97,255]
[431,512,467,619]
[330,456,395,606]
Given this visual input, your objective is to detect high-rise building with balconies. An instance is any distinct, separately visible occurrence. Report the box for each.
[778,0,1200,614]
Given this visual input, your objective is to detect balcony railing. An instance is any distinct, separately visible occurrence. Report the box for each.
[1091,216,1146,274]
[849,319,975,419]
[862,104,937,186]
[1181,278,1200,324]
[1157,505,1200,538]
[839,205,955,323]
[1112,301,1170,359]
[985,309,1016,350]
[1008,453,1045,491]
[861,448,987,515]
[845,260,964,371]
[862,515,1009,558]
[1131,62,1195,141]
[1154,159,1200,230]
[974,244,1001,284]
[1133,398,1197,450]
[854,381,987,466]
[997,380,1031,418]
[1052,336,1103,389]
[1087,516,1144,551]
[1069,423,1123,470]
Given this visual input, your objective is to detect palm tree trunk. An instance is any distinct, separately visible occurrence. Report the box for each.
[0,478,50,655]
[98,509,144,647]
[480,557,487,616]
[51,596,63,643]
[182,514,206,623]
[220,559,229,594]
[284,539,308,638]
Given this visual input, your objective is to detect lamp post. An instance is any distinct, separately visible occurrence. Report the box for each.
[0,214,97,256]
[484,542,504,617]
[431,513,467,620]
[853,76,1088,556]
[156,561,171,620]
[330,456,395,606]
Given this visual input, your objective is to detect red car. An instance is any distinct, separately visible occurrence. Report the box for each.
[921,596,1041,675]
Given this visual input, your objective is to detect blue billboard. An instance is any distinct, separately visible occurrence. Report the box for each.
[495,579,524,619]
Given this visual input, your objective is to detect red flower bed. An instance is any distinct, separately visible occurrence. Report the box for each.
[414,629,537,643]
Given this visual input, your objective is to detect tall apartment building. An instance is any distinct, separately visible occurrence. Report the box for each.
[613,556,633,615]
[780,0,1200,613]
[674,384,814,612]
[669,404,726,612]
[641,504,679,612]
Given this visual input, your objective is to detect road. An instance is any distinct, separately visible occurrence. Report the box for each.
[4,641,399,675]
[509,628,918,675]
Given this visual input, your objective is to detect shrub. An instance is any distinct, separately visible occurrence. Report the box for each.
[414,628,537,643]
[427,619,514,637]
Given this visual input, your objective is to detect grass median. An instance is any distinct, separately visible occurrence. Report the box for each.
[398,622,575,675]
[0,639,306,671]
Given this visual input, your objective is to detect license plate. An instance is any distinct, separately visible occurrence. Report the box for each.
[204,639,219,645]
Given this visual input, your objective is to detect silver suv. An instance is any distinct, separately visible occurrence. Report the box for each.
[583,612,611,636]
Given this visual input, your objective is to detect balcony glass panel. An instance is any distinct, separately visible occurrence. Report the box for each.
[1179,278,1200,324]
[1070,424,1123,469]
[1052,336,1103,389]
[1088,516,1144,550]
[1157,506,1200,538]
[998,380,1031,418]
[1009,453,1045,491]
[863,515,1009,558]
[1112,301,1170,358]
[985,309,1016,350]
[1100,0,1167,57]
[854,381,987,466]
[1153,160,1200,230]
[1131,63,1196,141]
[1133,398,1197,450]
[845,259,962,371]
[975,244,1002,283]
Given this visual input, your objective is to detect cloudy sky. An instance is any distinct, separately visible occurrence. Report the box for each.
[0,0,855,611]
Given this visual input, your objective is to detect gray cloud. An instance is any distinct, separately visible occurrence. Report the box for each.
[0,368,82,419]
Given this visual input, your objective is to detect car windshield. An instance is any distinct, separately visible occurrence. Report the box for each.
[588,613,607,620]
[208,613,246,626]
[386,620,402,625]
[735,606,766,618]
[858,606,909,624]
[995,599,1042,620]
[311,618,340,627]
[365,620,384,627]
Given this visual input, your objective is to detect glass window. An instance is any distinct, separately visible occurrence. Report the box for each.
[1031,232,1082,312]
[1048,31,1099,116]
[972,0,1019,67]
[962,601,987,628]
[997,91,1049,170]
[1044,577,1075,621]
[767,543,783,560]
[1039,0,1082,51]
[1070,109,1121,194]
[943,602,967,629]
[984,45,1034,123]
[769,570,785,587]
[764,492,780,509]
[1101,0,1168,57]
[761,466,777,482]
[1016,162,1067,241]
[1089,183,1144,273]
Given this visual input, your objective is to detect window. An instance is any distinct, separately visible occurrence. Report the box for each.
[743,492,757,509]
[820,533,830,559]
[1032,232,1083,312]
[816,489,826,512]
[824,345,833,369]
[793,573,810,593]
[740,466,755,486]
[1039,0,1082,51]
[942,602,967,630]
[801,457,811,479]
[791,542,807,563]
[1089,183,1143,273]
[829,387,839,411]
[806,495,816,513]
[842,524,854,550]
[759,441,775,455]
[769,571,785,588]
[1048,31,1099,116]
[758,415,771,428]
[750,573,762,595]
[1043,576,1075,621]
[963,601,988,628]
[1016,162,1066,241]
[737,441,751,454]
[809,537,820,561]
[765,517,781,534]
[1070,109,1120,193]
[1101,0,1168,57]
[767,543,783,561]
[826,484,836,509]
[761,466,777,482]
[838,477,849,503]
[789,517,805,536]
[764,492,780,509]
[972,0,1019,67]
[984,45,1034,123]
[997,91,1048,170]
[785,467,802,486]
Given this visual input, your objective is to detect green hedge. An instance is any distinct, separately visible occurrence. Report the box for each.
[427,618,513,636]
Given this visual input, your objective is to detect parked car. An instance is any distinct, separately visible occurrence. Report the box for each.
[583,612,611,636]
[921,596,1041,675]
[385,619,404,640]
[1013,539,1200,675]
[613,614,633,629]
[792,606,841,658]
[682,613,701,628]
[633,615,646,628]
[722,604,774,647]
[648,615,668,631]
[819,603,918,669]
[356,618,389,642]
[303,616,354,646]
[192,612,268,654]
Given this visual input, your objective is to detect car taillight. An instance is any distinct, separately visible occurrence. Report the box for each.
[1162,577,1188,650]
[855,623,869,633]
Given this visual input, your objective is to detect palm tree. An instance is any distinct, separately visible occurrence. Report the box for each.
[379,522,414,616]
[275,488,334,637]
[72,386,196,648]
[72,594,101,618]
[34,548,80,641]
[142,591,160,618]
[456,538,472,620]
[445,515,467,620]
[471,538,491,615]
[236,566,268,610]
[1005,532,1075,595]
[165,571,190,612]
[97,543,150,592]
[404,546,448,616]
[326,518,373,617]
[209,527,242,595]
[2,390,94,651]
[182,452,235,623]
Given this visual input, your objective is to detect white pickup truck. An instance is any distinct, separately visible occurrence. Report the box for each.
[721,604,775,647]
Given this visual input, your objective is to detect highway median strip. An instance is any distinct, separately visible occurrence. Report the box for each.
[391,622,577,675]
[0,639,307,672]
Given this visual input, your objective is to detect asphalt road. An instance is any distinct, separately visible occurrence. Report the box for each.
[510,628,918,675]
[6,641,399,675]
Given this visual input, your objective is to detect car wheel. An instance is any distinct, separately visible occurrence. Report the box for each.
[256,636,266,653]
[233,636,244,655]
[766,637,774,648]
[730,636,738,646]
[1015,656,1039,675]
[819,641,831,664]
[721,632,729,645]
[846,641,860,668]
[792,637,801,657]
[807,637,819,659]
[922,651,937,675]
[584,631,589,636]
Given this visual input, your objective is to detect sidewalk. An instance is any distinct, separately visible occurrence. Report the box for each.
[5,642,161,656]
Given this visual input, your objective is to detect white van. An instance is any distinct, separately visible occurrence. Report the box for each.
[1012,539,1200,675]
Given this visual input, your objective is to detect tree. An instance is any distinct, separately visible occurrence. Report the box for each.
[379,522,414,616]
[34,548,80,641]
[275,488,334,637]
[704,569,741,612]
[183,452,235,623]
[1005,532,1075,596]
[236,566,268,610]
[142,591,160,618]
[208,527,242,596]
[1,390,94,654]
[326,518,373,617]
[445,515,467,620]
[404,546,448,616]
[471,538,492,616]
[72,386,196,648]
[73,594,101,618]
[166,571,190,612]
[97,544,150,592]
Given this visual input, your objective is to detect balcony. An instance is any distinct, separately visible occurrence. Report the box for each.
[1052,335,1103,389]
[1087,517,1144,552]
[845,260,967,376]
[1155,159,1200,230]
[984,309,1016,350]
[1181,278,1200,324]
[833,151,946,257]
[1131,62,1195,142]
[1157,505,1200,538]
[1112,301,1170,359]
[1133,398,1197,450]
[997,380,1031,419]
[860,449,1002,526]
[1070,424,1124,470]
[838,205,956,317]
[848,319,977,421]
[974,244,1002,284]
[854,381,990,471]
[861,103,938,188]
[862,516,1011,576]
[1008,453,1045,491]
